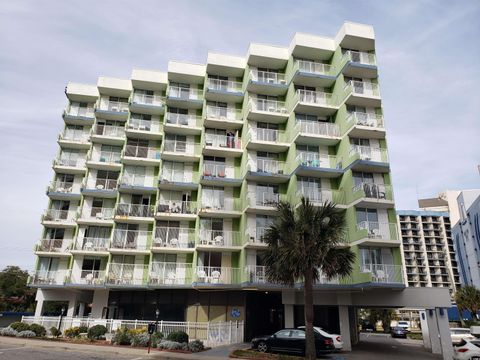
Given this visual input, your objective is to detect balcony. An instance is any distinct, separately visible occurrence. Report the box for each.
[35,239,71,255]
[245,193,281,215]
[245,265,267,283]
[201,163,242,187]
[348,145,389,172]
[247,98,289,123]
[86,150,122,171]
[126,120,162,140]
[294,153,343,178]
[58,129,90,149]
[129,93,165,115]
[205,79,243,102]
[28,270,67,286]
[247,69,288,96]
[159,170,199,191]
[292,89,337,116]
[291,120,341,146]
[204,105,243,129]
[296,190,346,207]
[53,157,86,174]
[152,227,195,250]
[149,262,193,286]
[68,270,106,286]
[245,227,268,247]
[344,81,381,108]
[91,125,125,145]
[122,145,160,165]
[345,112,385,138]
[42,209,77,226]
[354,221,399,246]
[72,237,109,252]
[119,174,156,194]
[162,140,201,162]
[197,230,242,249]
[203,134,243,157]
[110,229,150,253]
[95,101,129,120]
[360,264,403,284]
[245,127,289,152]
[116,203,154,221]
[290,60,335,87]
[77,206,115,225]
[246,159,289,184]
[194,266,241,285]
[63,105,95,125]
[199,198,242,218]
[156,200,198,220]
[166,86,203,109]
[82,178,118,198]
[47,180,80,200]
[164,113,202,135]
[349,183,394,208]
[106,263,147,287]
[341,50,377,78]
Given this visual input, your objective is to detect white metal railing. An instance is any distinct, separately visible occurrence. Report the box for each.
[60,129,90,143]
[103,101,129,113]
[157,200,198,214]
[345,80,380,97]
[75,237,109,251]
[297,89,335,106]
[250,69,286,85]
[124,145,160,159]
[297,189,334,205]
[195,266,241,284]
[92,178,117,190]
[201,196,236,211]
[107,263,147,285]
[205,106,241,122]
[131,93,164,106]
[256,159,285,174]
[153,227,195,248]
[28,270,67,285]
[165,112,201,127]
[360,264,403,284]
[43,209,76,222]
[297,120,340,137]
[70,270,106,285]
[116,203,154,218]
[120,174,152,188]
[128,119,161,133]
[36,239,70,253]
[255,192,279,207]
[205,133,241,149]
[343,50,376,66]
[55,157,85,168]
[352,183,392,200]
[207,78,242,92]
[350,145,388,162]
[254,127,284,142]
[94,151,121,164]
[81,206,115,220]
[357,221,397,240]
[163,139,200,154]
[94,124,125,138]
[249,98,287,114]
[245,265,267,283]
[168,86,203,100]
[21,317,244,347]
[160,169,192,183]
[203,163,227,178]
[150,262,192,285]
[346,112,384,128]
[198,230,241,247]
[296,60,332,75]
[111,229,150,250]
[65,106,94,118]
[296,153,340,169]
[48,180,74,193]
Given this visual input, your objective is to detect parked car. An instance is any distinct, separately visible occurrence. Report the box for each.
[391,326,408,338]
[396,320,410,330]
[361,321,375,332]
[453,338,480,360]
[298,326,343,351]
[251,328,335,356]
[451,328,476,345]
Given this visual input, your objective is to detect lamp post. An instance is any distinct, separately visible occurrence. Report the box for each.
[155,308,160,332]
[58,306,66,334]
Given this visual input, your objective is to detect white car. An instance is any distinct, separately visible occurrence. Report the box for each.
[397,321,410,330]
[453,338,480,360]
[451,328,476,345]
[298,326,343,351]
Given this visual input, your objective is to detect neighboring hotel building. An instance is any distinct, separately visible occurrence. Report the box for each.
[30,22,452,348]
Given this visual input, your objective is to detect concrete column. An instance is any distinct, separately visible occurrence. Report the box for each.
[338,305,352,351]
[419,310,431,350]
[78,302,86,317]
[66,297,76,317]
[91,289,109,318]
[435,308,454,360]
[34,289,45,317]
[284,304,294,328]
[426,308,441,354]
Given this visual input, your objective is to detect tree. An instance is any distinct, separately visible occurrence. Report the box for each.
[455,286,480,321]
[262,198,356,360]
[0,266,36,312]
[369,308,397,332]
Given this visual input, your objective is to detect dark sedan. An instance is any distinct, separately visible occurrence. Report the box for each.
[252,328,335,356]
[391,326,408,338]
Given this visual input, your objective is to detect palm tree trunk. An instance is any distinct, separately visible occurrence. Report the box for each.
[304,268,316,360]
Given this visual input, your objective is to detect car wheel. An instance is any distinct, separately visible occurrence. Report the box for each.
[257,341,268,353]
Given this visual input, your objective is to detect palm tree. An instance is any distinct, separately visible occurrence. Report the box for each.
[455,286,480,322]
[262,198,356,360]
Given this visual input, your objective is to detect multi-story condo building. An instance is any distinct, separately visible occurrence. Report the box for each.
[31,22,431,346]
[397,210,461,295]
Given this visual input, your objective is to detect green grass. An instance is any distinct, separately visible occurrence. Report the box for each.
[407,333,423,340]
[230,349,304,360]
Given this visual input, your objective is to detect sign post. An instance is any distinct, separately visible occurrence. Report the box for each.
[147,322,156,354]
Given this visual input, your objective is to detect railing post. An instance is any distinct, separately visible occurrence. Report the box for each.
[160,320,163,333]
[134,319,138,329]
[229,320,232,344]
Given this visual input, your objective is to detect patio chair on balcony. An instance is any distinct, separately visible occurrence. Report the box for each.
[373,269,388,283]
[84,241,94,251]
[214,235,224,246]
[197,269,206,283]
[85,273,94,284]
[165,272,176,284]
[211,270,221,284]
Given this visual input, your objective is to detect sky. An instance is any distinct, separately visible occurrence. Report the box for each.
[0,0,479,270]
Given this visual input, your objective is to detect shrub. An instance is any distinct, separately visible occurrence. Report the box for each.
[166,331,188,344]
[128,328,146,336]
[158,340,187,350]
[78,325,88,334]
[9,322,30,332]
[87,325,107,340]
[151,332,164,348]
[0,327,18,337]
[28,324,46,337]
[131,333,150,347]
[50,327,61,338]
[187,339,204,352]
[112,327,132,345]
[64,326,81,338]
[17,330,36,338]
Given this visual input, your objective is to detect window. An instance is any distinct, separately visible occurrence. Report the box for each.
[162,161,184,182]
[96,170,119,189]
[353,172,374,186]
[84,226,110,240]
[170,82,190,98]
[256,184,279,206]
[122,166,144,186]
[356,208,378,224]
[82,258,101,272]
[200,218,224,243]
[203,156,226,177]
[45,228,65,240]
[202,252,222,268]
[351,138,370,147]
[59,149,79,166]
[202,186,225,209]
[38,257,59,272]
[100,145,121,162]
[275,330,291,338]
[165,134,187,152]
[360,248,383,271]
[297,177,322,202]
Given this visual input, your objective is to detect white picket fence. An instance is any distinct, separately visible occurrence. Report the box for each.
[21,316,243,347]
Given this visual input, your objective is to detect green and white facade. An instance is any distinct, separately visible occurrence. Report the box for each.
[31,22,406,340]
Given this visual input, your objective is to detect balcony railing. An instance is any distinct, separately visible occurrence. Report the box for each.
[75,237,109,251]
[245,265,267,283]
[296,120,340,137]
[94,124,125,138]
[42,209,76,222]
[131,93,164,106]
[29,270,67,286]
[60,130,90,143]
[111,229,150,250]
[157,200,197,215]
[116,203,154,218]
[249,99,287,114]
[205,106,242,122]
[106,264,147,286]
[198,230,241,247]
[253,128,286,143]
[92,178,118,190]
[160,170,196,183]
[152,227,195,248]
[207,79,242,93]
[165,113,201,127]
[69,270,106,285]
[357,221,398,240]
[124,145,160,160]
[101,101,129,113]
[296,153,341,169]
[168,86,203,101]
[296,89,335,107]
[360,264,403,284]
[48,180,75,193]
[350,145,388,162]
[352,183,393,201]
[297,190,343,205]
[342,50,376,66]
[54,157,85,168]
[255,192,280,207]
[120,174,152,188]
[255,159,285,174]
[81,207,115,220]
[205,134,241,149]
[346,112,384,128]
[90,151,121,164]
[203,163,229,178]
[163,140,200,154]
[150,262,193,285]
[295,60,333,76]
[36,239,70,253]
[201,197,238,212]
[195,266,241,284]
[250,70,286,85]
[65,106,94,118]
[127,119,161,133]
[345,81,380,97]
